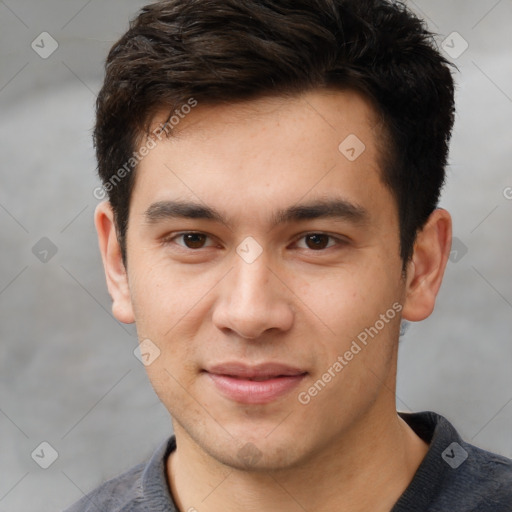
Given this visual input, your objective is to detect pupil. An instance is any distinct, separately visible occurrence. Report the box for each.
[184,233,206,248]
[306,234,328,250]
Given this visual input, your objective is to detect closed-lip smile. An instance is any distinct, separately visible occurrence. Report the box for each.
[204,362,308,404]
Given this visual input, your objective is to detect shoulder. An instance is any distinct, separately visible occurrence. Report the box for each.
[431,413,512,508]
[445,441,512,509]
[63,437,177,512]
[397,411,512,511]
[63,463,146,512]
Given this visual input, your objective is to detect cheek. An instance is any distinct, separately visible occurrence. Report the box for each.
[127,257,220,392]
[295,262,400,335]
[144,356,201,424]
[128,255,215,336]
[294,267,403,400]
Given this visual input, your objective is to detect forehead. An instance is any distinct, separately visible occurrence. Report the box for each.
[130,89,395,228]
[148,89,382,150]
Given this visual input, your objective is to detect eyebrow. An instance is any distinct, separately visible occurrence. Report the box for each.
[144,198,369,227]
[272,199,368,226]
[145,201,224,224]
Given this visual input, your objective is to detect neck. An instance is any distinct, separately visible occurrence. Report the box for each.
[167,401,429,512]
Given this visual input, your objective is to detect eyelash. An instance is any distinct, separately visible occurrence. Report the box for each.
[163,232,347,251]
[167,232,218,249]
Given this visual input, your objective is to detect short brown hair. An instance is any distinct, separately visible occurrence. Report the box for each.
[94,0,455,264]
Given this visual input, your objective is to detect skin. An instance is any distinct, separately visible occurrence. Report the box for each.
[96,89,452,512]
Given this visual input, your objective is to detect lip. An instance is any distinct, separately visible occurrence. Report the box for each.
[204,362,307,404]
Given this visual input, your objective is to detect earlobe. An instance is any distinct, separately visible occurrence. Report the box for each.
[402,209,452,322]
[95,202,135,324]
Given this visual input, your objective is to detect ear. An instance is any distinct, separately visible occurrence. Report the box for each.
[95,202,135,324]
[402,208,452,322]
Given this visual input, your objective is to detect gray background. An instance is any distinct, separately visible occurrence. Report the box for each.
[0,1,511,510]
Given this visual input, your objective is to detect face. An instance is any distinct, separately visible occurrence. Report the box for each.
[105,89,415,471]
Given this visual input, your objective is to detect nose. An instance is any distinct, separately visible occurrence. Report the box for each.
[212,256,294,339]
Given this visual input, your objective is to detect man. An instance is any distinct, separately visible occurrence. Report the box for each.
[66,0,512,510]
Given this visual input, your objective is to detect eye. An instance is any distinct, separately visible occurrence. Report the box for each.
[295,233,341,251]
[170,232,215,249]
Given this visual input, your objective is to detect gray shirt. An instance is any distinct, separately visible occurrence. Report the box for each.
[64,411,512,511]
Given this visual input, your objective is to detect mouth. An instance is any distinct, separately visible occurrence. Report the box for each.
[226,375,297,381]
[203,362,308,404]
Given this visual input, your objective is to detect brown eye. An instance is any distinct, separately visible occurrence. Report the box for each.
[304,234,330,250]
[182,233,208,249]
